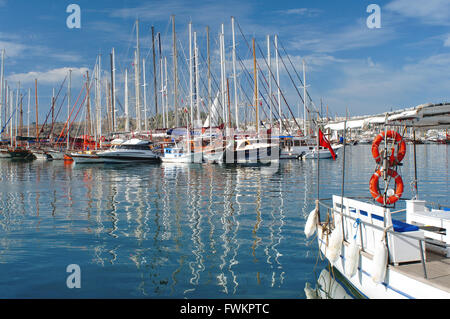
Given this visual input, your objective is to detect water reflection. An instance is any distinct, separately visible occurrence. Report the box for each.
[0,144,447,298]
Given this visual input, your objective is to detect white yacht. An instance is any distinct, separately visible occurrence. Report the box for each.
[69,150,104,164]
[302,144,342,159]
[161,146,200,163]
[96,138,160,163]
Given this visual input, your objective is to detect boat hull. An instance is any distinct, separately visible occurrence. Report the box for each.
[315,196,450,299]
[47,150,65,160]
[71,154,105,164]
[221,145,280,164]
[97,155,160,163]
[318,226,450,299]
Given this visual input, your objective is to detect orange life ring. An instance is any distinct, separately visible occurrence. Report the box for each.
[369,169,404,205]
[371,130,406,166]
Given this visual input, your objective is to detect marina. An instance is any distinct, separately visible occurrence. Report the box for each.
[0,143,447,298]
[0,1,449,302]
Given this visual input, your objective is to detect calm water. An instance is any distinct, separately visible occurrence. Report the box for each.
[0,144,448,298]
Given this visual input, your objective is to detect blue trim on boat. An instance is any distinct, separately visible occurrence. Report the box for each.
[349,209,419,233]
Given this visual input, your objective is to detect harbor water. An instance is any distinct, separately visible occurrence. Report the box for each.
[0,144,448,298]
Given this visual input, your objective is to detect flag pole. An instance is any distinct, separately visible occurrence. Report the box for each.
[316,111,320,222]
[339,108,348,236]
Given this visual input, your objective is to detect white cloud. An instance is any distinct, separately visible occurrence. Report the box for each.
[288,20,396,53]
[323,53,450,114]
[7,67,89,85]
[386,0,450,25]
[444,35,450,47]
[278,8,322,17]
[0,40,27,57]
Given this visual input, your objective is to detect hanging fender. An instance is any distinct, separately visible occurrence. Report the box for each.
[371,130,406,166]
[369,169,404,205]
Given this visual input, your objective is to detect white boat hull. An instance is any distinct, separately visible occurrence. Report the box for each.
[318,228,450,299]
[32,151,51,160]
[316,196,450,299]
[161,152,201,163]
[221,144,280,164]
[47,150,65,160]
[71,153,105,164]
[0,149,11,158]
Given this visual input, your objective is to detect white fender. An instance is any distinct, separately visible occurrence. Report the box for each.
[344,237,360,278]
[304,209,317,238]
[372,239,388,284]
[304,282,319,299]
[326,220,343,263]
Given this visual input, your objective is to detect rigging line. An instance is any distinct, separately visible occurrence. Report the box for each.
[196,38,226,124]
[49,93,67,139]
[235,48,290,132]
[235,19,301,131]
[233,53,272,124]
[274,37,320,117]
[38,75,68,137]
[55,77,88,143]
[234,20,295,118]
[277,38,321,116]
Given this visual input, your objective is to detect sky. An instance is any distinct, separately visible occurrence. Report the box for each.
[1,0,450,125]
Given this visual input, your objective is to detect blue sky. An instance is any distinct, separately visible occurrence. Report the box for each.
[1,0,450,124]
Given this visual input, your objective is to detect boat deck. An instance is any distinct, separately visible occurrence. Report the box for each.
[392,251,450,293]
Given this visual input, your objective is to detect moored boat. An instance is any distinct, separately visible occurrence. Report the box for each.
[96,138,160,163]
[306,104,450,299]
[221,138,280,165]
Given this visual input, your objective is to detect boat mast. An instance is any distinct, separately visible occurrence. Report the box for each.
[86,70,92,137]
[15,82,19,147]
[110,48,116,132]
[97,55,102,140]
[164,56,169,127]
[206,26,211,143]
[19,93,23,139]
[172,15,178,127]
[253,38,258,136]
[194,31,200,127]
[67,69,71,150]
[267,34,272,128]
[50,87,55,142]
[35,79,39,143]
[142,58,148,132]
[303,59,307,136]
[275,35,281,133]
[124,68,129,132]
[158,33,165,129]
[220,24,227,127]
[231,17,239,129]
[9,86,12,146]
[151,26,158,129]
[135,19,141,132]
[189,21,193,126]
[27,88,30,137]
[134,50,140,131]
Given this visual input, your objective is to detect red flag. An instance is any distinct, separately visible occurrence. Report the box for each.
[319,129,336,160]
